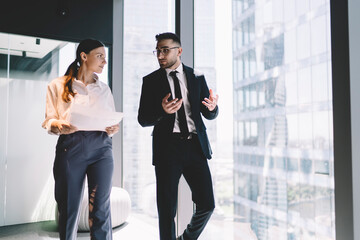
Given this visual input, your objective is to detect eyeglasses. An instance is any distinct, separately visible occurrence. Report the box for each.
[153,47,179,56]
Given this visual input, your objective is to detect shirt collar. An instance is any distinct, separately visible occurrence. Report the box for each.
[92,74,102,88]
[165,63,183,76]
[74,74,102,88]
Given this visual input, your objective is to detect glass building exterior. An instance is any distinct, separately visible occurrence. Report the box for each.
[232,0,335,239]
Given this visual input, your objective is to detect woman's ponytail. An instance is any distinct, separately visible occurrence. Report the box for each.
[62,59,79,102]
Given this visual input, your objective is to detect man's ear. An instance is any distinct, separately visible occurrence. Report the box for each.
[177,47,183,57]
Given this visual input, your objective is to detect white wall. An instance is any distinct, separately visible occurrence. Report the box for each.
[0,78,58,226]
[0,78,10,226]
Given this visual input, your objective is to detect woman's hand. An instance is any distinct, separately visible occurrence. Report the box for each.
[50,120,77,135]
[105,123,120,136]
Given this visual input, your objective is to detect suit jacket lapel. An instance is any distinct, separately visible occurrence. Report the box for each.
[158,68,173,100]
[183,64,196,105]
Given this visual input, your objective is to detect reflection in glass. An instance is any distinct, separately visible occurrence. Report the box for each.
[233,0,334,239]
[197,0,334,239]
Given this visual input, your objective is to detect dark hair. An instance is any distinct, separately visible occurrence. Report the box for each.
[62,39,105,102]
[155,32,181,46]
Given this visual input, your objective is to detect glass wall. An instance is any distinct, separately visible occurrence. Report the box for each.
[0,32,63,226]
[194,0,236,239]
[0,33,109,226]
[233,0,334,239]
[122,0,174,238]
[196,0,334,239]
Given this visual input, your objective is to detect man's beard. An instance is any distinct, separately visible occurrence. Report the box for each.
[159,59,177,69]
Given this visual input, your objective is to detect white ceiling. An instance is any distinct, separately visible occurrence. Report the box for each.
[0,33,66,59]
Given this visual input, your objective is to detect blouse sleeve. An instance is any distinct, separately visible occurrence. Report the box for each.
[106,85,116,112]
[42,83,59,135]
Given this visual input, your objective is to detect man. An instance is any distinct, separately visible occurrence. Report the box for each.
[138,32,219,240]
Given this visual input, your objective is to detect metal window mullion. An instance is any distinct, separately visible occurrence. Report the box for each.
[112,0,124,188]
[176,0,195,237]
[331,0,354,239]
[348,0,360,239]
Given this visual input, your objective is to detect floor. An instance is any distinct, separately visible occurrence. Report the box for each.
[0,215,159,240]
[0,215,257,240]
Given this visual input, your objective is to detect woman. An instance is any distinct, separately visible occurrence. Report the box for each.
[42,39,119,240]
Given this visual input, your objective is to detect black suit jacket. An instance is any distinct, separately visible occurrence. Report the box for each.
[138,64,219,165]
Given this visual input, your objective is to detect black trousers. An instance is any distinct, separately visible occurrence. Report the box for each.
[155,135,215,240]
[54,131,114,240]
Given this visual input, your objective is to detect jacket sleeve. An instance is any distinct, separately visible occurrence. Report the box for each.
[199,75,219,120]
[137,76,169,127]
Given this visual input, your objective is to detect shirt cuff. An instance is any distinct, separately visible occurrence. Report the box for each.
[46,119,59,135]
[210,105,218,113]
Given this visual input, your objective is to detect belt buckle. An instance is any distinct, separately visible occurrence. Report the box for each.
[186,133,194,140]
[180,134,188,140]
[178,133,190,140]
[175,133,194,140]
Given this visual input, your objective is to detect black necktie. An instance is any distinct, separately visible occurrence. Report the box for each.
[169,71,189,137]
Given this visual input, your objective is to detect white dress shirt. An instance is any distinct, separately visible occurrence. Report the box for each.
[165,64,196,133]
[42,75,116,135]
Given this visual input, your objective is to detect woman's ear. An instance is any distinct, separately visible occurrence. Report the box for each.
[80,52,87,62]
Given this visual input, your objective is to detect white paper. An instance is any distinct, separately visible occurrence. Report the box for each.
[69,103,123,131]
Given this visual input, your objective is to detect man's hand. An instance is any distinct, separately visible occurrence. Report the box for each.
[162,93,183,114]
[50,120,77,135]
[202,89,219,111]
[105,123,120,136]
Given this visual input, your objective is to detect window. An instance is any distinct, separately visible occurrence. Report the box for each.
[122,0,175,238]
[195,0,334,239]
[233,0,335,238]
[195,0,235,239]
